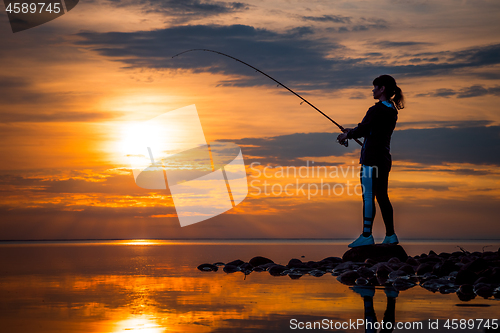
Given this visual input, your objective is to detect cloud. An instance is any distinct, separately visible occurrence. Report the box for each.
[0,76,47,104]
[223,123,500,167]
[372,41,434,48]
[76,25,500,91]
[392,125,500,166]
[107,0,249,22]
[457,85,489,98]
[416,85,500,98]
[0,111,123,122]
[302,15,351,23]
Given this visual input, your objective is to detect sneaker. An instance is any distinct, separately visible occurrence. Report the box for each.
[382,234,399,245]
[348,234,374,248]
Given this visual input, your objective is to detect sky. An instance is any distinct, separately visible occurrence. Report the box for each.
[0,0,499,240]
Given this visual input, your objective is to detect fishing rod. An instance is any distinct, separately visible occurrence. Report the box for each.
[172,48,363,147]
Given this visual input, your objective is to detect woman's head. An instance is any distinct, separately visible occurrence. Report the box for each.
[372,75,405,110]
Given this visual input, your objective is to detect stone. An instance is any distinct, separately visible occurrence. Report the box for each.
[342,244,408,263]
[197,263,218,272]
[223,264,239,273]
[337,270,360,285]
[268,264,287,276]
[226,259,245,267]
[249,256,274,267]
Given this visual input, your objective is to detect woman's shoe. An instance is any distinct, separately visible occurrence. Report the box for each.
[348,234,375,248]
[382,234,399,245]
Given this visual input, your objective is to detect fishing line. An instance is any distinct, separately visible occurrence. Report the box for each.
[172,48,362,147]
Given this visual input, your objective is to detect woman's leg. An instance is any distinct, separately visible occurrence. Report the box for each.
[361,165,376,237]
[374,168,395,236]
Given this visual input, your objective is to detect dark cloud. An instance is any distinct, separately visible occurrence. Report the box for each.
[0,76,47,104]
[223,123,500,167]
[230,132,346,166]
[0,111,123,122]
[392,125,500,166]
[417,85,500,98]
[390,180,449,191]
[0,173,154,195]
[302,14,351,23]
[416,88,456,98]
[457,85,489,98]
[372,41,434,48]
[76,25,500,91]
[396,120,493,129]
[107,0,249,22]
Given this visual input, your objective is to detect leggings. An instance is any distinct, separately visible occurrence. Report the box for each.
[361,165,394,236]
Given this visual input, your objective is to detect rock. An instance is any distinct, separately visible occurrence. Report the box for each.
[388,257,401,264]
[421,279,451,293]
[334,261,357,271]
[494,287,500,299]
[393,277,416,291]
[433,260,458,277]
[365,258,379,266]
[288,271,303,279]
[343,244,408,263]
[418,256,442,264]
[356,267,375,279]
[320,257,343,264]
[461,258,489,274]
[337,270,360,285]
[306,261,319,268]
[240,262,253,274]
[287,258,304,268]
[458,284,474,295]
[438,285,458,294]
[268,264,287,276]
[416,263,434,276]
[388,270,408,280]
[309,269,325,277]
[249,256,274,267]
[451,251,465,258]
[197,263,218,272]
[399,264,416,276]
[406,257,419,266]
[376,264,393,279]
[457,291,476,302]
[439,252,451,259]
[253,266,266,272]
[455,269,478,285]
[226,259,245,267]
[474,283,494,297]
[213,262,226,266]
[355,277,369,286]
[223,264,239,273]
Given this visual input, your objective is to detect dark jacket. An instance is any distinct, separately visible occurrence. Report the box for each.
[346,101,398,171]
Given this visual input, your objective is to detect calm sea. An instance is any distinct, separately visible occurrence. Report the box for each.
[0,240,498,332]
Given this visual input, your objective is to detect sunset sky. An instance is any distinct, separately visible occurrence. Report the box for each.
[1,0,499,240]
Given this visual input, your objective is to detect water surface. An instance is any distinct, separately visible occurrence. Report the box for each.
[1,240,498,332]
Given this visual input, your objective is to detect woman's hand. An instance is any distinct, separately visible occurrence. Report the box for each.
[337,132,348,145]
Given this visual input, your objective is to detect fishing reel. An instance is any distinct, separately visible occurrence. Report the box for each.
[338,139,348,147]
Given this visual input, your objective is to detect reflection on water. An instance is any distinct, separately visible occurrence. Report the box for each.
[0,241,498,332]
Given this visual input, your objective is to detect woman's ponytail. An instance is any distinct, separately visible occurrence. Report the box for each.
[373,75,405,110]
[393,85,404,110]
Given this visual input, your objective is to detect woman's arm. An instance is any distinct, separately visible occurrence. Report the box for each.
[346,107,376,139]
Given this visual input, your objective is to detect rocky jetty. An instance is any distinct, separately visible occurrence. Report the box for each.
[197,246,500,301]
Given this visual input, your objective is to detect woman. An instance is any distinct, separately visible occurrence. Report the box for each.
[337,75,404,247]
